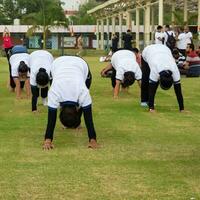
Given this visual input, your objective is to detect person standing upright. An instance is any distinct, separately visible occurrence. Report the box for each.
[122,30,133,50]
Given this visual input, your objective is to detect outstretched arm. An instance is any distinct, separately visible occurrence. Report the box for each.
[100,63,112,77]
[43,108,57,150]
[174,83,184,111]
[113,79,121,98]
[83,105,99,148]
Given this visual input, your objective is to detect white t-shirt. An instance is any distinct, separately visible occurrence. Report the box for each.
[48,56,91,109]
[155,32,165,44]
[111,50,142,81]
[185,32,193,45]
[177,33,187,50]
[142,44,180,83]
[29,50,54,86]
[10,53,30,77]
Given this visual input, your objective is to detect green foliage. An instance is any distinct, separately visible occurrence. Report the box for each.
[69,0,100,25]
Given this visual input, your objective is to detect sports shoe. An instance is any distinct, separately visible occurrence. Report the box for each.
[140,102,148,107]
[42,98,48,106]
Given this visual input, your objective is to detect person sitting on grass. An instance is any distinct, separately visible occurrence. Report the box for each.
[184,43,200,69]
[141,44,184,112]
[9,45,30,99]
[29,50,54,113]
[43,56,98,150]
[101,49,142,99]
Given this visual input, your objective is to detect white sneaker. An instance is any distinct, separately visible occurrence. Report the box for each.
[42,98,48,106]
[140,102,148,107]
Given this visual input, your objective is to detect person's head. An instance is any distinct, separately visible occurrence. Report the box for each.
[184,26,189,33]
[127,29,131,33]
[172,49,180,59]
[59,105,81,128]
[186,43,194,53]
[165,25,170,31]
[131,47,139,54]
[18,61,29,80]
[159,70,173,90]
[121,71,135,88]
[157,25,163,32]
[36,68,49,88]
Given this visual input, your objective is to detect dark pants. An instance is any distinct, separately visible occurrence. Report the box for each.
[141,57,151,103]
[5,47,15,88]
[111,68,116,88]
[86,69,92,89]
[31,86,48,111]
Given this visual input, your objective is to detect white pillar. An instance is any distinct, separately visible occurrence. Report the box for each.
[171,0,175,25]
[126,11,132,31]
[119,13,123,48]
[184,0,188,24]
[101,19,104,50]
[144,1,151,46]
[112,16,116,35]
[198,0,200,40]
[106,17,110,49]
[151,6,155,42]
[97,20,100,49]
[136,7,140,49]
[158,0,163,25]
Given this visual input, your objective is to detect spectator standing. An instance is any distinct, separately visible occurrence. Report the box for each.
[164,25,176,51]
[155,25,165,44]
[184,26,193,45]
[111,33,119,53]
[176,27,187,57]
[122,30,133,50]
[77,34,83,56]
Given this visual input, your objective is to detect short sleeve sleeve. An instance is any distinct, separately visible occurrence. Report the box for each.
[78,87,92,108]
[115,69,124,81]
[48,89,60,109]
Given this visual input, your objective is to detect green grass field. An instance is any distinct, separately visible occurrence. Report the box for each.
[0,56,200,200]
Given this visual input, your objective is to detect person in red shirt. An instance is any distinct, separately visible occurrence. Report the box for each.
[185,43,200,69]
[2,27,15,89]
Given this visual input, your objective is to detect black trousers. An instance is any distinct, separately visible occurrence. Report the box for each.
[31,86,48,111]
[85,69,92,89]
[5,47,15,88]
[111,68,116,88]
[141,57,151,103]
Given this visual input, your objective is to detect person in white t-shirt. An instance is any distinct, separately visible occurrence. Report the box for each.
[155,25,165,44]
[141,44,184,112]
[29,50,54,112]
[164,25,176,50]
[177,27,188,56]
[43,56,98,150]
[101,49,142,98]
[184,26,193,45]
[9,45,30,99]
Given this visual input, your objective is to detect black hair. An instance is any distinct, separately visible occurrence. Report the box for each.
[59,105,81,128]
[172,49,179,55]
[157,25,163,30]
[36,68,49,86]
[18,61,29,73]
[165,25,170,29]
[159,70,173,90]
[187,43,194,51]
[131,47,139,54]
[127,29,131,32]
[122,71,135,88]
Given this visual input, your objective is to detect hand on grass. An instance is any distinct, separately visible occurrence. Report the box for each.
[88,139,100,149]
[43,139,54,150]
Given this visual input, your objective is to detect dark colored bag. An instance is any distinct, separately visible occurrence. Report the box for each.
[166,31,176,50]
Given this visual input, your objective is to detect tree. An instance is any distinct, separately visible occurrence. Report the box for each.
[69,0,100,25]
[22,0,68,49]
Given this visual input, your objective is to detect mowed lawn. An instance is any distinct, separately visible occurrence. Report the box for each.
[0,56,200,200]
